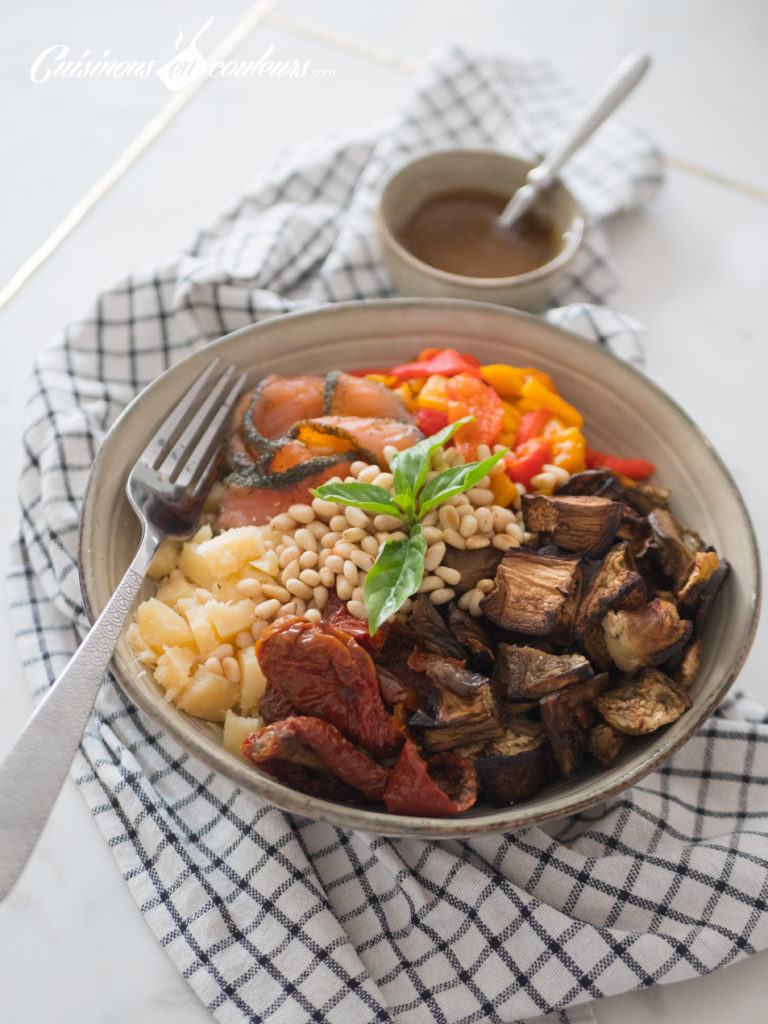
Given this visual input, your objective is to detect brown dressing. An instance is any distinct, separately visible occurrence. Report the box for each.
[395,188,559,278]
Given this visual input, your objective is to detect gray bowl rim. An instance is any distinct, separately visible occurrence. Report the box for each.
[375,147,586,287]
[78,297,762,839]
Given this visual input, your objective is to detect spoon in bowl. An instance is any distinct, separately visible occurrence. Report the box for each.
[498,51,651,230]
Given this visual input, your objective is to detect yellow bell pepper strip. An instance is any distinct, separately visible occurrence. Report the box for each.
[416,374,449,410]
[520,376,583,427]
[490,470,519,508]
[480,364,555,397]
[586,447,655,480]
[549,426,587,474]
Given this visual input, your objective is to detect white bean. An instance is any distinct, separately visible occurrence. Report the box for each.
[459,513,478,538]
[320,531,339,549]
[443,527,466,549]
[350,460,369,477]
[434,565,461,586]
[474,507,494,534]
[286,578,313,599]
[325,554,344,574]
[361,535,379,557]
[319,567,335,588]
[280,558,300,583]
[466,487,494,506]
[418,575,444,593]
[294,528,318,553]
[372,472,394,490]
[299,550,318,569]
[288,503,315,524]
[270,512,295,532]
[422,526,443,545]
[351,550,374,573]
[209,643,234,660]
[424,541,446,571]
[333,541,353,559]
[235,631,253,649]
[429,587,454,605]
[204,656,223,675]
[374,514,405,531]
[250,619,267,641]
[343,560,358,586]
[336,578,354,601]
[492,533,518,551]
[299,568,321,588]
[466,535,491,549]
[261,583,291,602]
[255,597,282,619]
[342,526,367,543]
[439,506,460,531]
[313,585,329,610]
[236,578,262,597]
[356,464,380,483]
[345,506,369,529]
[305,608,322,622]
[278,544,301,569]
[347,600,366,619]
[307,520,329,538]
[330,514,348,532]
[221,657,240,683]
[312,497,339,519]
[352,585,365,603]
[477,578,496,594]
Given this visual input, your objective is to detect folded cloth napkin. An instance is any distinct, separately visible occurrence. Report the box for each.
[9,45,768,1024]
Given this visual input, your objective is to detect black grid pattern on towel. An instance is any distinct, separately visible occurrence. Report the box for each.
[11,45,767,1024]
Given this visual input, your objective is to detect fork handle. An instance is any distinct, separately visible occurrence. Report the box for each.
[0,528,159,900]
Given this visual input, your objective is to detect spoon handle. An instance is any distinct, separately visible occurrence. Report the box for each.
[498,52,650,229]
[535,52,651,188]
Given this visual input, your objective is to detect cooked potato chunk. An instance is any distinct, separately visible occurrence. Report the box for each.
[154,646,198,701]
[136,598,194,650]
[239,646,268,714]
[177,666,240,722]
[223,710,265,760]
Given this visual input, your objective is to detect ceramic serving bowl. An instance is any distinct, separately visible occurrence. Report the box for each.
[79,299,760,839]
[375,150,585,311]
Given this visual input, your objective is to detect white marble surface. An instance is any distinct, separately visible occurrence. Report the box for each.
[1,2,767,1022]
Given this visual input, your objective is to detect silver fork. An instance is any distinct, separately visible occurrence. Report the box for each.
[0,358,247,900]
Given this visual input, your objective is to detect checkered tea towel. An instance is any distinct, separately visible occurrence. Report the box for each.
[9,44,768,1024]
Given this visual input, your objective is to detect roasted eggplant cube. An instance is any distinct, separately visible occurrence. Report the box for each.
[648,507,707,584]
[595,668,692,735]
[493,643,593,700]
[676,550,730,627]
[441,545,504,595]
[539,673,610,776]
[408,594,467,660]
[481,550,583,637]
[574,541,646,638]
[474,719,553,806]
[448,603,495,670]
[603,597,692,674]
[521,493,623,557]
[674,637,703,690]
[588,722,629,767]
[411,683,502,754]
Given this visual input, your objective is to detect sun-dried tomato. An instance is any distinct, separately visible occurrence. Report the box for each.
[257,685,296,724]
[382,739,478,816]
[257,618,403,758]
[323,595,388,652]
[242,716,390,802]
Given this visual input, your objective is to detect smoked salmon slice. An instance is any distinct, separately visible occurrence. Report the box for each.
[302,416,422,462]
[324,371,414,422]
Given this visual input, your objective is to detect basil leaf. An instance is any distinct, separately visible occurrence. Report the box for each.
[390,416,474,517]
[311,482,401,517]
[363,523,427,635]
[418,449,508,514]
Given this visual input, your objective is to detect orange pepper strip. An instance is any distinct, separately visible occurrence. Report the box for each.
[444,372,504,460]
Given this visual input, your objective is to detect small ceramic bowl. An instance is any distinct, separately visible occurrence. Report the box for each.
[79,298,760,840]
[375,149,586,312]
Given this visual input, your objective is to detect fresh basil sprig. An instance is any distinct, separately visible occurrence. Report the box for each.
[312,418,508,634]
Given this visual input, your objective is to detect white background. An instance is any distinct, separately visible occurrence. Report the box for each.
[1,1,767,1021]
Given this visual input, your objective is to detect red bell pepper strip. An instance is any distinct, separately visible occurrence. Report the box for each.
[415,407,449,436]
[382,740,477,815]
[585,447,655,480]
[389,348,483,382]
[417,348,482,368]
[504,437,551,487]
[514,408,552,447]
